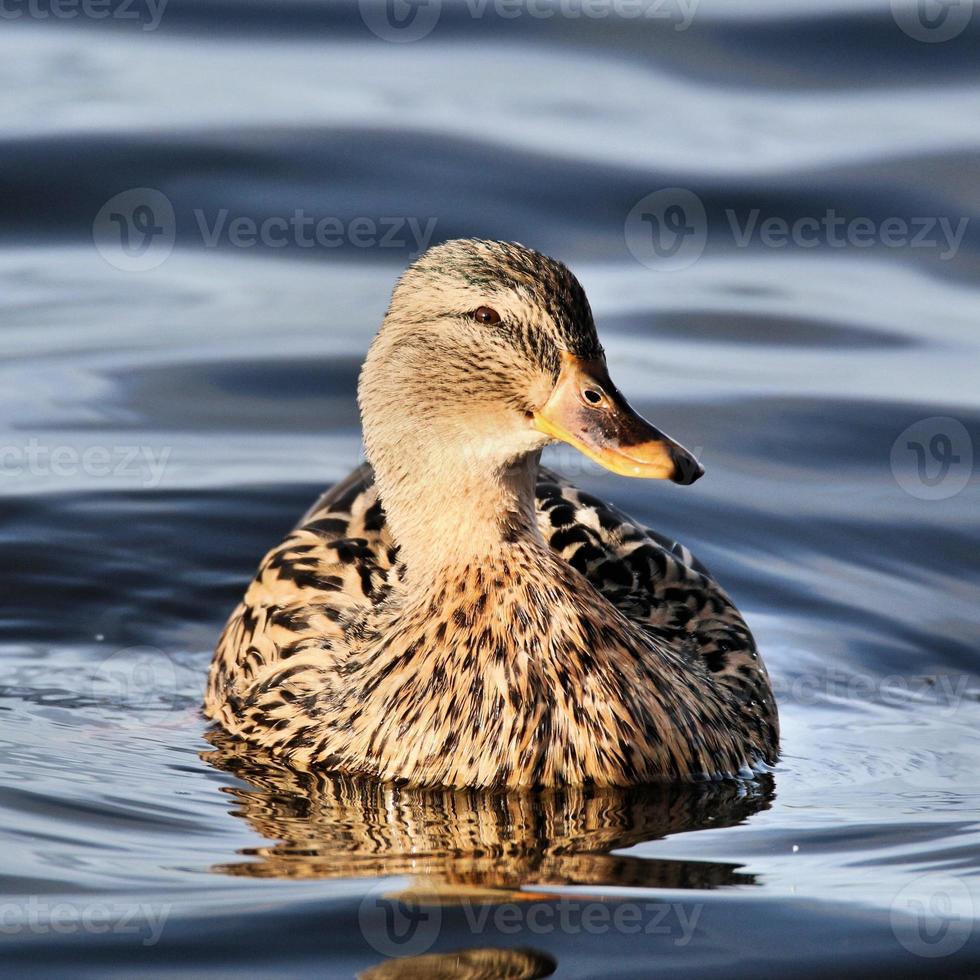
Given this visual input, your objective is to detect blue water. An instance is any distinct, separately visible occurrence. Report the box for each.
[2,2,979,977]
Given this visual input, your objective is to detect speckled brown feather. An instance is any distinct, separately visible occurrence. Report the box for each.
[206,463,777,786]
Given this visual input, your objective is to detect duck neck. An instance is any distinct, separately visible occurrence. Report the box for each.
[373,447,548,593]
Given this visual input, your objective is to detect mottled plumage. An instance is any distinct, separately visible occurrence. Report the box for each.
[205,239,778,787]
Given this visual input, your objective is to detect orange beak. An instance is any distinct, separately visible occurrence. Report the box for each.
[533,352,704,484]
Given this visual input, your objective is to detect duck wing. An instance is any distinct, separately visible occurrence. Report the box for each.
[534,467,775,742]
[205,463,392,733]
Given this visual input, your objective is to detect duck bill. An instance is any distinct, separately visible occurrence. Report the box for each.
[533,353,704,485]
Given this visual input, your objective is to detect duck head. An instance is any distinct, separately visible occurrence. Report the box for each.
[357,239,703,572]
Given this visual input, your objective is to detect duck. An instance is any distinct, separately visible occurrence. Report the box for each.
[205,239,778,788]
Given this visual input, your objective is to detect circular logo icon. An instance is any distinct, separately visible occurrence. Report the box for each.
[89,646,181,724]
[625,188,707,272]
[359,0,442,42]
[358,880,441,958]
[890,417,973,500]
[93,188,176,272]
[891,874,975,958]
[891,0,974,43]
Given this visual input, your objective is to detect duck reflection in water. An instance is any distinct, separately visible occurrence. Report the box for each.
[204,733,773,976]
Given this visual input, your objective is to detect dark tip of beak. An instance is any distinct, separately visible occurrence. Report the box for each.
[670,447,704,486]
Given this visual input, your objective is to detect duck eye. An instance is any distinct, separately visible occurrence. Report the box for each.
[471,306,501,325]
[583,387,603,405]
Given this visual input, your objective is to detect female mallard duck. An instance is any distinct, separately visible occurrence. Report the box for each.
[206,239,778,787]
